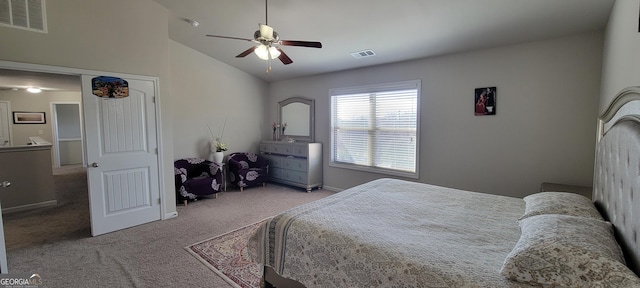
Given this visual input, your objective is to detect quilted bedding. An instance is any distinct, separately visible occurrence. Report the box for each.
[249,178,530,287]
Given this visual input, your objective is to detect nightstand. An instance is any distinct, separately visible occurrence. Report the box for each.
[540,182,593,199]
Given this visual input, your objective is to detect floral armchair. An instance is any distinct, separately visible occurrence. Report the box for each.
[227,152,269,191]
[174,158,223,206]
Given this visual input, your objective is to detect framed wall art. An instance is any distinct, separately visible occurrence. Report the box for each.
[13,112,46,124]
[474,87,496,116]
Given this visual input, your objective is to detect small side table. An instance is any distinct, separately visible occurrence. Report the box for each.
[219,162,227,192]
[540,182,593,198]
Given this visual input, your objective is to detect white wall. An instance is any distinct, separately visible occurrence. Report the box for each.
[169,40,268,160]
[600,0,640,111]
[269,32,603,198]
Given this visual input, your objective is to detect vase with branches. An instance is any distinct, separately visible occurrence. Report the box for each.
[208,118,228,163]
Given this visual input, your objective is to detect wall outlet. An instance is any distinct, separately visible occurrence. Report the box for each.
[38,130,43,135]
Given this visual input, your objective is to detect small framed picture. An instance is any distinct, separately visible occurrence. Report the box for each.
[474,87,496,116]
[13,112,46,124]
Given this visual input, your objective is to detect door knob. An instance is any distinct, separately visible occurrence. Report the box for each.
[91,162,99,167]
[0,181,10,188]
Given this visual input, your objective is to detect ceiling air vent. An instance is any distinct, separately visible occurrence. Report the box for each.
[350,49,376,59]
[0,0,47,33]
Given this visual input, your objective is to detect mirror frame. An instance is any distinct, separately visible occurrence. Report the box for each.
[278,97,315,142]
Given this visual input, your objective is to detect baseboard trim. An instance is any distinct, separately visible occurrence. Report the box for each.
[2,200,58,214]
[321,185,343,192]
[164,211,178,219]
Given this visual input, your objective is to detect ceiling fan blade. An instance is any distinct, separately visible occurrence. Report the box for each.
[280,40,322,48]
[206,35,254,42]
[276,48,293,65]
[236,46,257,58]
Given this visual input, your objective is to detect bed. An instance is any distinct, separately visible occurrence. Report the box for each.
[249,86,640,288]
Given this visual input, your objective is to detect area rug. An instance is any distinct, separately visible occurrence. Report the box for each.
[185,220,267,288]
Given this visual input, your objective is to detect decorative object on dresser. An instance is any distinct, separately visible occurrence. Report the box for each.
[260,141,322,192]
[174,158,223,206]
[227,152,269,192]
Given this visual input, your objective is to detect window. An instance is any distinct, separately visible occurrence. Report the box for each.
[330,80,420,178]
[0,0,47,33]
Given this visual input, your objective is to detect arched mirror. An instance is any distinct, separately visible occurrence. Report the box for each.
[279,97,314,142]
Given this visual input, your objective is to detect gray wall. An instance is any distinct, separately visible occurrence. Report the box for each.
[269,32,603,198]
[599,0,640,112]
[169,41,268,160]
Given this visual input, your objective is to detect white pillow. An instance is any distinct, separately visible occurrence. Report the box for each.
[501,214,640,287]
[520,192,603,220]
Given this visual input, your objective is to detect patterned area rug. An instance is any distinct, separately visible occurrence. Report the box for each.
[185,220,266,288]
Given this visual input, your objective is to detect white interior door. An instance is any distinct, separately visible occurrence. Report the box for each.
[0,101,11,146]
[81,75,161,236]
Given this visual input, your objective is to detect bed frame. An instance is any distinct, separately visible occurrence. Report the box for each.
[593,86,640,276]
[263,86,640,286]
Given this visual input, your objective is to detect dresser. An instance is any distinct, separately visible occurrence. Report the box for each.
[259,141,322,192]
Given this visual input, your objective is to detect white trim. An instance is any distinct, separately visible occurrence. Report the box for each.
[1,200,57,214]
[319,185,343,192]
[165,211,178,219]
[0,101,12,147]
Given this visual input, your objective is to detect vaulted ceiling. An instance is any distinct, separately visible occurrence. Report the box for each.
[153,0,615,82]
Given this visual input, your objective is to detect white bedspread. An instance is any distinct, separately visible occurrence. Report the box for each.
[250,178,530,287]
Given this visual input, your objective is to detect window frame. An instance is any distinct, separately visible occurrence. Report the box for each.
[329,80,421,179]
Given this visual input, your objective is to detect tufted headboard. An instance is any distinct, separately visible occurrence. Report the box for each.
[593,86,640,276]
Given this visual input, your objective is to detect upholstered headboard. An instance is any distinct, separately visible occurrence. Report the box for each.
[593,86,640,276]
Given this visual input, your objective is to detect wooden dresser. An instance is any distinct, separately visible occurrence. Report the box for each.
[259,141,322,192]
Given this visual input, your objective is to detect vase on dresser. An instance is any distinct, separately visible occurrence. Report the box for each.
[213,151,224,164]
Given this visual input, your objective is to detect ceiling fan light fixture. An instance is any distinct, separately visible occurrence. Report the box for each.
[259,24,274,39]
[254,45,280,60]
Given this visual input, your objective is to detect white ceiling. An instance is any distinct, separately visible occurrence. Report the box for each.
[0,0,615,90]
[154,0,615,82]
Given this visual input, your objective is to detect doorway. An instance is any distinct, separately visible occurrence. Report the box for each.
[0,61,165,273]
[51,102,85,168]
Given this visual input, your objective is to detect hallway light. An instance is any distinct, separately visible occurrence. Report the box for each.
[26,87,42,93]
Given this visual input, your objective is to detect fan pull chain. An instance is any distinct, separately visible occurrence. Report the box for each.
[266,59,272,73]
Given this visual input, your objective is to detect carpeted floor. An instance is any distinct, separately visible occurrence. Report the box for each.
[3,165,334,287]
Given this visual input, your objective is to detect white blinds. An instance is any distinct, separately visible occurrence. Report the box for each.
[331,80,420,176]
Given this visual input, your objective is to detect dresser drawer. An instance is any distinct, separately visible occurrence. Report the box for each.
[269,167,285,179]
[263,154,283,168]
[282,157,307,172]
[283,170,308,183]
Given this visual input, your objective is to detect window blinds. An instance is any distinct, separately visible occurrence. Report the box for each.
[331,80,420,176]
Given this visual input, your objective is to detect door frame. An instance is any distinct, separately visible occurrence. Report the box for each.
[0,101,13,147]
[50,102,85,168]
[0,60,169,218]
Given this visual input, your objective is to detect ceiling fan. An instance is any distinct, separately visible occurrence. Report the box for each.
[206,0,322,72]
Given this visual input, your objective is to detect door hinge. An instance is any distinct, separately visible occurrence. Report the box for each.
[152,96,156,103]
[157,198,161,205]
[155,148,158,154]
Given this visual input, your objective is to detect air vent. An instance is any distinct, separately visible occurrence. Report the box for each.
[350,49,376,59]
[0,0,47,33]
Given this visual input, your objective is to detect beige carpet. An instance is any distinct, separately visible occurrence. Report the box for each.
[186,219,267,288]
[3,166,334,287]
